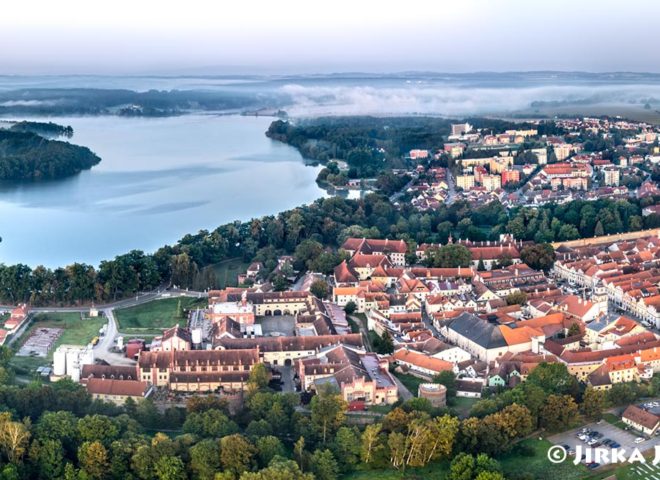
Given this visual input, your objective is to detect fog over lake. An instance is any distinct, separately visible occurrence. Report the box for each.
[0,115,324,267]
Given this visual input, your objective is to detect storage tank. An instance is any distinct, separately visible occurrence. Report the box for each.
[80,347,94,368]
[66,349,80,380]
[191,328,202,346]
[53,347,67,376]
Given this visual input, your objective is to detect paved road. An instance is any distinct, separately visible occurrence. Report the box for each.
[445,169,457,205]
[389,174,418,203]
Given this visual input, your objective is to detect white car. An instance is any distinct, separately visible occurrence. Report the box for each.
[635,437,645,444]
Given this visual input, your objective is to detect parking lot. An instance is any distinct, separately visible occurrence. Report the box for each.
[549,421,660,467]
[628,462,660,479]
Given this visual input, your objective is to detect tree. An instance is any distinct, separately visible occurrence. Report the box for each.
[182,409,239,438]
[0,418,30,464]
[311,385,348,444]
[310,449,339,480]
[239,458,313,480]
[539,394,578,431]
[526,362,579,396]
[448,452,475,480]
[154,456,186,480]
[255,436,285,468]
[189,439,220,480]
[520,243,556,272]
[581,387,607,421]
[310,280,330,299]
[567,322,581,337]
[220,434,257,476]
[343,301,357,315]
[78,441,109,480]
[294,437,306,471]
[247,363,271,393]
[28,438,65,479]
[505,291,527,306]
[331,426,360,472]
[175,299,183,319]
[360,423,384,466]
[426,244,472,268]
[434,370,457,398]
[77,415,119,447]
[594,220,605,237]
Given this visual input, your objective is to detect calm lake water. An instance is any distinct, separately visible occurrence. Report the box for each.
[0,115,324,267]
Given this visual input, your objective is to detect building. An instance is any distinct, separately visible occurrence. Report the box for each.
[481,174,501,192]
[452,123,472,136]
[86,378,153,405]
[297,344,398,406]
[456,174,475,190]
[603,166,620,186]
[138,349,260,391]
[209,290,256,325]
[392,348,453,378]
[3,304,29,332]
[52,344,95,382]
[501,169,521,186]
[409,149,429,160]
[418,383,447,407]
[341,238,408,266]
[622,405,660,436]
[150,325,192,352]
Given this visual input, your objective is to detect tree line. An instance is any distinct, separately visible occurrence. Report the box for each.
[1,194,658,306]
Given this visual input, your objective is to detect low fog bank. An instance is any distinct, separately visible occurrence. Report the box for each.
[280,82,660,118]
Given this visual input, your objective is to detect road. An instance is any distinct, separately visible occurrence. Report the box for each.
[0,287,208,313]
[389,174,418,203]
[445,169,458,204]
[1,287,208,366]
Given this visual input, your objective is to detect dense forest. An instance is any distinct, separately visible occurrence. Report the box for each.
[266,117,563,178]
[0,129,100,181]
[0,89,273,117]
[0,194,658,306]
[0,348,658,479]
[6,121,73,138]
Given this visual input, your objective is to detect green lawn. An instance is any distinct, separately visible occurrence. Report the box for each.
[342,439,589,480]
[499,439,589,480]
[10,312,106,373]
[450,396,478,418]
[211,258,250,289]
[393,372,426,396]
[114,297,206,335]
[603,412,629,431]
[342,462,449,480]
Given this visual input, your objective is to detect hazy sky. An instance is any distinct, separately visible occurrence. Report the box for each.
[2,0,659,75]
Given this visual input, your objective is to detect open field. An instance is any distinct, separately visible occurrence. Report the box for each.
[451,396,478,417]
[343,439,588,480]
[10,312,105,373]
[211,258,249,289]
[114,297,206,335]
[499,439,589,480]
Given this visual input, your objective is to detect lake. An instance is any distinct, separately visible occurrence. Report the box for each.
[0,115,324,267]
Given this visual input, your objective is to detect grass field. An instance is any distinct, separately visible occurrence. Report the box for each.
[211,258,250,289]
[450,396,478,417]
[114,297,206,335]
[499,439,589,480]
[343,439,588,480]
[603,412,628,431]
[10,312,105,373]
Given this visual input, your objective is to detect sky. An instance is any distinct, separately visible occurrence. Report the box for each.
[1,0,660,75]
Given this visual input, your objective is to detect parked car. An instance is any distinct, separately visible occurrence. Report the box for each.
[635,437,645,444]
[611,442,621,448]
